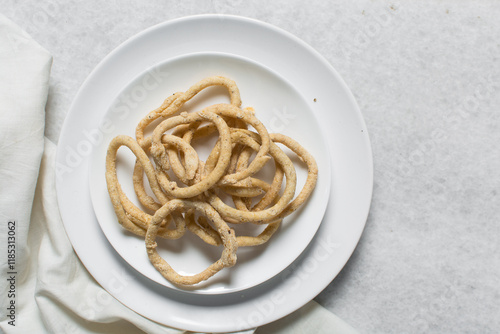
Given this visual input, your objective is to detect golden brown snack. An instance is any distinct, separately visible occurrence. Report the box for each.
[189,179,283,247]
[207,130,297,224]
[133,161,162,211]
[135,92,182,149]
[145,199,237,286]
[202,104,272,185]
[151,110,232,199]
[105,76,318,287]
[135,76,241,149]
[269,133,319,220]
[187,213,222,246]
[105,135,185,239]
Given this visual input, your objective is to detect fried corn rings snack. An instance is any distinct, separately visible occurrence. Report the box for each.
[105,76,318,287]
[146,199,237,286]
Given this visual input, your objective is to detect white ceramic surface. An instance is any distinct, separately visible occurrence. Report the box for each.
[88,52,331,294]
[56,14,372,332]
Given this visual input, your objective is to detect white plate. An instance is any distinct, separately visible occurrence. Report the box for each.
[56,14,373,333]
[88,52,331,294]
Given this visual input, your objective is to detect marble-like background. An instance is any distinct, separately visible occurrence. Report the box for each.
[2,0,499,333]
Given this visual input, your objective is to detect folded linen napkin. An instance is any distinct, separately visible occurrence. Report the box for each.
[0,13,359,334]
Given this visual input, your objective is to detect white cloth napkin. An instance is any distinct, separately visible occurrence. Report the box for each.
[0,13,359,334]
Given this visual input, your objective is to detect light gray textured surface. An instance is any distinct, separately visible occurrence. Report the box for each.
[2,1,499,333]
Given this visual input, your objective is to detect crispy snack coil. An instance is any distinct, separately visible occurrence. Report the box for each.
[146,199,237,286]
[105,76,318,286]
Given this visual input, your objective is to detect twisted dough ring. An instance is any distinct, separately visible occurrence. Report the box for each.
[105,135,185,239]
[135,76,242,149]
[189,179,283,247]
[105,76,318,287]
[145,199,237,286]
[207,129,297,224]
[150,110,232,199]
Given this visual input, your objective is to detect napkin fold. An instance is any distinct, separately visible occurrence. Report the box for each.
[0,13,358,334]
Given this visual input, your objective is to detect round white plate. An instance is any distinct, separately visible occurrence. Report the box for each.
[89,52,331,294]
[56,14,372,333]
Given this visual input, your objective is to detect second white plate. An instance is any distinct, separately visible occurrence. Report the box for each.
[57,14,372,332]
[89,52,331,294]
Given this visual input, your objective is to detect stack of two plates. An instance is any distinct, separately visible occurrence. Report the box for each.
[56,15,373,333]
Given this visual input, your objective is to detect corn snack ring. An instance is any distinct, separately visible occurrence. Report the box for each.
[145,199,237,286]
[199,104,271,185]
[151,110,232,199]
[208,129,297,224]
[105,135,185,238]
[269,133,319,220]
